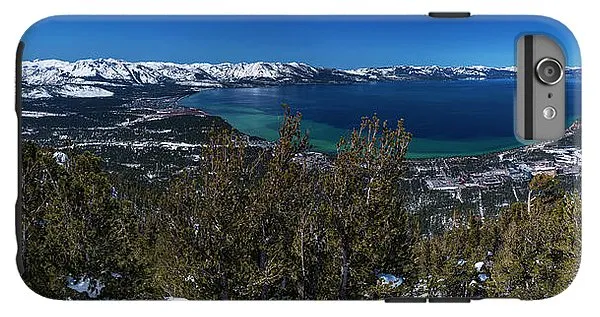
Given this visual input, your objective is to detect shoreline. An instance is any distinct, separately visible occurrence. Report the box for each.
[177,87,538,160]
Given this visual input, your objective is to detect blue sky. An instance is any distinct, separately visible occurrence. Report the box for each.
[21,16,581,68]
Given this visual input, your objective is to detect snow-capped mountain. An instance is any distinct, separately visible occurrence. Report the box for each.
[21,58,580,99]
[22,59,215,87]
[21,58,516,87]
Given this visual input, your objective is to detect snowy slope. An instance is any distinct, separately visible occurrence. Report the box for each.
[54,85,114,98]
[22,58,523,87]
[22,58,580,99]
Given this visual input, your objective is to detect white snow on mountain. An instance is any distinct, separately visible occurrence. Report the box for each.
[194,61,319,82]
[21,58,580,99]
[23,87,52,99]
[22,58,520,87]
[22,58,211,87]
[55,85,115,98]
[352,65,518,80]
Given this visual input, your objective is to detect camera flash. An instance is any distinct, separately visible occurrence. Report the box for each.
[543,106,557,120]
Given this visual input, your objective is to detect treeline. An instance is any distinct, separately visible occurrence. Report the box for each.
[19,108,580,300]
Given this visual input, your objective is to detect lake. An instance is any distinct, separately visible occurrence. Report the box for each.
[180,80,580,158]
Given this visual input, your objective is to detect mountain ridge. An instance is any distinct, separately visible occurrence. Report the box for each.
[21,58,582,99]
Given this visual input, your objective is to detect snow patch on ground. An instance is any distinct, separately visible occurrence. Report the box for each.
[66,276,104,298]
[23,88,52,99]
[56,85,114,98]
[474,261,484,272]
[22,111,67,118]
[52,151,69,165]
[377,273,404,287]
[478,273,489,282]
[165,297,188,300]
[121,163,142,168]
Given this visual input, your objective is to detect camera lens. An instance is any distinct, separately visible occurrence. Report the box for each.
[535,58,564,85]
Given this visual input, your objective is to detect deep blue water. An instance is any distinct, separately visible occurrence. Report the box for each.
[180,80,581,158]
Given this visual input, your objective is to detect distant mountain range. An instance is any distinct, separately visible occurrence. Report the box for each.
[21,58,582,99]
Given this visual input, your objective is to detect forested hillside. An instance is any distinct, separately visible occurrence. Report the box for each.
[19,109,581,300]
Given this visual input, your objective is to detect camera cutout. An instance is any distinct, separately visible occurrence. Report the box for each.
[516,35,565,141]
[536,57,564,85]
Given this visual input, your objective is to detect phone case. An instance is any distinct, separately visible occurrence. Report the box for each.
[16,15,581,301]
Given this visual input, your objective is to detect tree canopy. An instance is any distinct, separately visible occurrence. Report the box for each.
[19,107,581,300]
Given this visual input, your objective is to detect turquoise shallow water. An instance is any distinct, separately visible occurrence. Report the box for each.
[180,80,580,158]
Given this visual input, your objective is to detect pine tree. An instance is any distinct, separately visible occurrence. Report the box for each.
[491,174,581,299]
[20,142,157,299]
[155,128,254,299]
[244,106,310,299]
[415,214,494,298]
[322,115,417,299]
